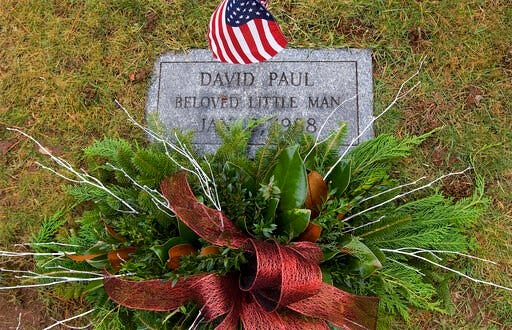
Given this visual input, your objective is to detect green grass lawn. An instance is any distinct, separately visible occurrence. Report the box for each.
[1,0,511,328]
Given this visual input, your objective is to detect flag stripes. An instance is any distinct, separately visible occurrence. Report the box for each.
[208,0,288,64]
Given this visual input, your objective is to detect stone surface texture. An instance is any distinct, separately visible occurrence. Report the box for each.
[146,49,373,152]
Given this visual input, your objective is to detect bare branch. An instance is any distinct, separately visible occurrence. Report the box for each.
[106,163,173,217]
[342,216,385,234]
[342,167,472,223]
[0,251,75,257]
[43,309,96,330]
[324,56,427,180]
[381,248,512,291]
[0,268,135,290]
[114,100,222,211]
[16,312,22,330]
[16,242,81,248]
[304,94,358,161]
[6,128,138,214]
[358,176,427,204]
[395,247,497,265]
[387,258,425,276]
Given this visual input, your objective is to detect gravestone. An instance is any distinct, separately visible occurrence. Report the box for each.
[146,49,373,152]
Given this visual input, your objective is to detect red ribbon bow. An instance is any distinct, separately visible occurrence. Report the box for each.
[103,172,379,329]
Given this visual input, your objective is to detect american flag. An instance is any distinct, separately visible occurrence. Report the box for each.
[208,0,288,64]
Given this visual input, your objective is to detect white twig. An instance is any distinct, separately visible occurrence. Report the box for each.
[43,309,96,330]
[6,128,138,214]
[0,280,70,290]
[16,312,22,330]
[0,251,75,257]
[114,100,222,212]
[49,320,92,330]
[106,163,173,217]
[342,167,472,223]
[44,265,108,276]
[39,255,67,268]
[395,247,498,265]
[0,268,135,290]
[342,216,385,234]
[358,176,427,204]
[343,316,368,330]
[324,56,426,180]
[381,248,512,291]
[387,258,426,276]
[304,94,358,161]
[16,242,81,248]
[188,308,204,330]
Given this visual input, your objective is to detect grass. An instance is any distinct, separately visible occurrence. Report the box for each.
[1,0,511,328]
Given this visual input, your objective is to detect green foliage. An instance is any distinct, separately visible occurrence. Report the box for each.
[173,247,248,278]
[31,121,488,329]
[31,208,69,248]
[343,133,430,197]
[253,119,306,182]
[302,121,348,172]
[272,145,307,210]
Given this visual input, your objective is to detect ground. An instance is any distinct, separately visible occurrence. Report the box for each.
[1,0,511,329]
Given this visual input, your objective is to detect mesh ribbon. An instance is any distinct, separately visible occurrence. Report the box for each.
[103,172,379,329]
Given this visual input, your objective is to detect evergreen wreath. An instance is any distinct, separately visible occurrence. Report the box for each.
[7,109,493,329]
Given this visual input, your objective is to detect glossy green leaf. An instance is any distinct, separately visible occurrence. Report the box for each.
[330,159,352,196]
[342,236,382,278]
[151,237,188,262]
[272,145,307,210]
[178,220,199,241]
[322,247,341,261]
[278,208,311,238]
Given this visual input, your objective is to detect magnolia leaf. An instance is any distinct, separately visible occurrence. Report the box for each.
[305,171,328,218]
[178,219,199,241]
[330,159,352,196]
[272,145,307,210]
[67,242,112,268]
[107,246,137,271]
[278,208,311,239]
[322,248,341,261]
[200,246,220,256]
[151,237,188,262]
[67,253,102,261]
[105,224,127,242]
[297,222,322,242]
[341,236,382,278]
[167,244,196,270]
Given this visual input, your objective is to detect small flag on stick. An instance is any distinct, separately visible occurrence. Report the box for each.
[208,0,288,64]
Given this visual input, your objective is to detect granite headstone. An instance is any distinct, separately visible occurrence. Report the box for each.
[146,49,373,152]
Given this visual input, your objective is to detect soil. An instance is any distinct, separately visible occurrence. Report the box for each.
[336,17,375,40]
[400,97,443,136]
[0,290,47,330]
[442,174,474,200]
[408,26,431,50]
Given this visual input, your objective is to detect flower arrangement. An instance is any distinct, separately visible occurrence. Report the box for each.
[4,104,493,330]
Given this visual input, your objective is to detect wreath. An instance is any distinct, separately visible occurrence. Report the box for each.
[6,106,491,329]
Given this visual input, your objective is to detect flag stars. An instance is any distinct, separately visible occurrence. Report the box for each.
[224,0,275,27]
